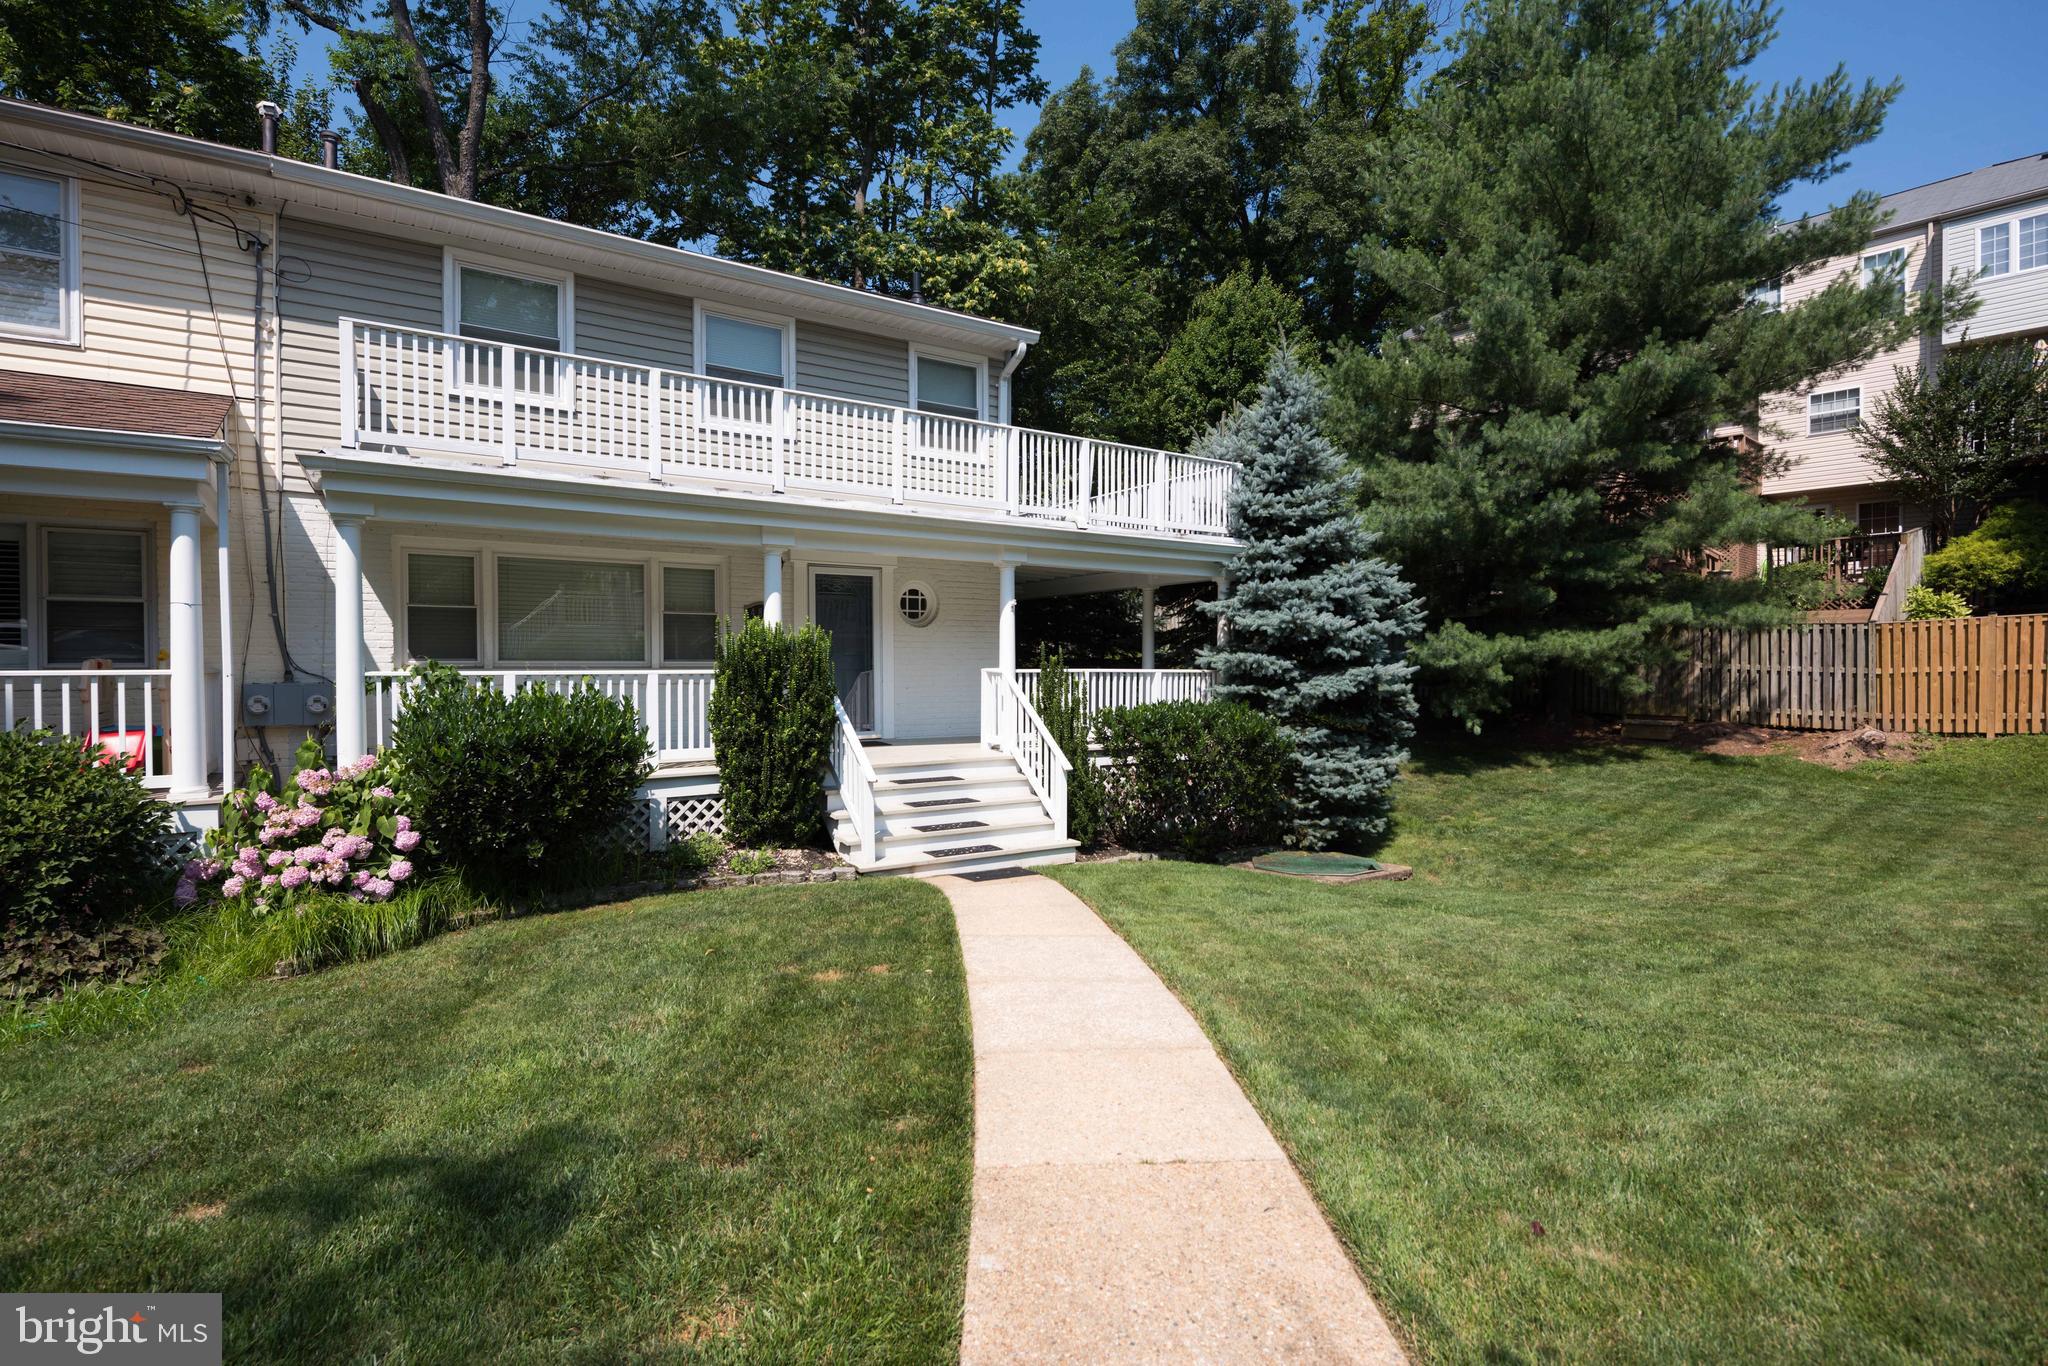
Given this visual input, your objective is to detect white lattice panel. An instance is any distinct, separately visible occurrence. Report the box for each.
[664,795,725,840]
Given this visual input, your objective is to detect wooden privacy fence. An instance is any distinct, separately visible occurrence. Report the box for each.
[1570,614,2048,736]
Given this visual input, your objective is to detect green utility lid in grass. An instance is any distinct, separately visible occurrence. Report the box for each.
[1251,851,1382,877]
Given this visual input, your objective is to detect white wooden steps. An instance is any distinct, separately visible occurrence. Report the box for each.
[826,740,1077,876]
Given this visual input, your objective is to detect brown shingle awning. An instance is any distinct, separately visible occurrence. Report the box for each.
[0,369,232,441]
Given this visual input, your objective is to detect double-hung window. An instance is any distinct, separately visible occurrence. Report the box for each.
[0,167,78,342]
[1808,387,1861,435]
[497,556,645,664]
[913,354,983,420]
[1746,279,1782,311]
[2020,213,2048,273]
[449,256,568,397]
[44,529,146,666]
[662,566,718,664]
[405,553,480,663]
[702,313,788,388]
[1979,222,2011,277]
[1857,501,1902,537]
[1861,247,1907,309]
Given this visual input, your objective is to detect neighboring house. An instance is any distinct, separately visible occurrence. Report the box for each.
[1750,151,2048,614]
[0,98,1240,873]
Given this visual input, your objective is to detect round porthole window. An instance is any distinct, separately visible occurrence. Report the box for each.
[898,581,938,627]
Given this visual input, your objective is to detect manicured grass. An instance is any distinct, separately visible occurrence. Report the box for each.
[1050,736,2048,1363]
[0,878,971,1362]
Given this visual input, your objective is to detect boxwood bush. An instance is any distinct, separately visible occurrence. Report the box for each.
[709,621,837,847]
[384,664,652,892]
[0,728,174,931]
[1094,700,1292,859]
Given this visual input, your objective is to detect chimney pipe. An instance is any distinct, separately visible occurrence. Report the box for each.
[910,270,924,305]
[256,101,281,155]
[319,131,341,170]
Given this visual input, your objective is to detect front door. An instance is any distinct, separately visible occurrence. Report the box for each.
[811,569,878,733]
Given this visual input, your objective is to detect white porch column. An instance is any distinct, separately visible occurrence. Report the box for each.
[762,549,784,628]
[997,562,1018,676]
[215,462,236,787]
[1140,584,1157,670]
[333,516,366,763]
[166,502,208,798]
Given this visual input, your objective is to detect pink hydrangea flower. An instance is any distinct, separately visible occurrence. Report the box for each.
[363,876,395,899]
[173,878,198,907]
[388,859,413,882]
[279,865,310,890]
[254,790,278,812]
[266,849,291,868]
[261,873,280,890]
[297,769,333,796]
[395,815,412,833]
[372,785,395,800]
[292,806,322,829]
[394,829,421,853]
[221,874,247,898]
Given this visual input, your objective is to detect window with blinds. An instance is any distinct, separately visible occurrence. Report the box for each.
[703,313,787,387]
[406,553,479,662]
[1808,387,1861,435]
[497,556,645,663]
[916,355,981,419]
[662,566,717,664]
[0,524,25,665]
[44,528,145,666]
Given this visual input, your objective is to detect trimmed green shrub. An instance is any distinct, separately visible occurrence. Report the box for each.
[1033,650,1104,846]
[0,729,174,931]
[384,664,652,892]
[1922,500,2048,604]
[1904,585,1972,620]
[1094,701,1292,860]
[709,621,837,847]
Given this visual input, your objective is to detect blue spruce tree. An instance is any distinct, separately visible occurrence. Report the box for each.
[1200,351,1424,850]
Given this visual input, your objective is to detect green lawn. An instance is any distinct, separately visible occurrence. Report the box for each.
[0,878,971,1363]
[1050,736,2048,1363]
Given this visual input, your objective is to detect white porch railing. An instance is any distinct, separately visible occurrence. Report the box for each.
[830,696,880,866]
[366,668,714,763]
[1009,668,1213,727]
[0,669,173,788]
[980,669,1070,842]
[340,318,1237,537]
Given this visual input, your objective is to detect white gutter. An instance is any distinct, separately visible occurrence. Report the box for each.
[998,341,1028,426]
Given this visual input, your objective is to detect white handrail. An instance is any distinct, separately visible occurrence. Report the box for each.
[830,696,880,865]
[338,316,1236,536]
[0,668,174,788]
[366,667,714,761]
[982,669,1072,843]
[1009,668,1213,728]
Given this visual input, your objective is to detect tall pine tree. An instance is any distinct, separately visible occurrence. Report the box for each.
[1202,351,1423,850]
[1330,0,1968,726]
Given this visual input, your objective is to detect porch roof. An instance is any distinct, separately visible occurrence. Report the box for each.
[0,373,226,518]
[0,369,232,441]
[307,448,1239,582]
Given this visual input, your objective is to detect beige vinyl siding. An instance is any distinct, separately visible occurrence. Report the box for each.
[276,217,441,492]
[795,320,911,407]
[0,167,263,414]
[1942,195,2048,345]
[1758,227,1936,497]
[575,276,693,372]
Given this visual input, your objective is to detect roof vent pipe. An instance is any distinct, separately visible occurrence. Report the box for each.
[910,270,923,305]
[256,101,281,154]
[319,131,341,169]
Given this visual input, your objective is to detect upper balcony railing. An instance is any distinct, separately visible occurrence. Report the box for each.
[339,318,1238,538]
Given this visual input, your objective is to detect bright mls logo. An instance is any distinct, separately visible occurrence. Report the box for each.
[5,1295,220,1363]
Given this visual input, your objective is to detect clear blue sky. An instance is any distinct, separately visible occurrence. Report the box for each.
[1001,0,2048,217]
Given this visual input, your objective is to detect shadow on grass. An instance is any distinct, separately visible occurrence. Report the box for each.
[221,1122,599,1351]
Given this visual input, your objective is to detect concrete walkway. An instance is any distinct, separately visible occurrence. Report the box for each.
[933,871,1407,1365]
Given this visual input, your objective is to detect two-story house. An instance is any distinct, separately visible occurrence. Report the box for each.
[0,98,1242,873]
[1754,151,2048,611]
